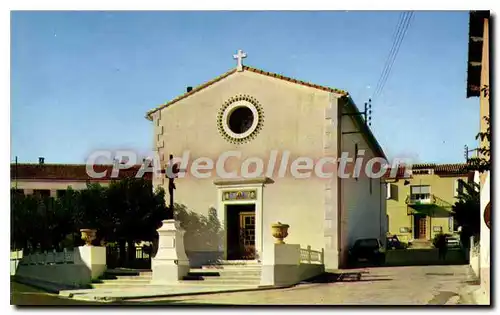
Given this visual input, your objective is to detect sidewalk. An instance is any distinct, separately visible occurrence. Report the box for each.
[458,285,491,305]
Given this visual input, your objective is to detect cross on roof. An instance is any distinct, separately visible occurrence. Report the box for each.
[233,49,247,72]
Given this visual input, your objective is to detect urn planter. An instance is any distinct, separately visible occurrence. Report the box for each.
[271,222,289,244]
[80,229,97,246]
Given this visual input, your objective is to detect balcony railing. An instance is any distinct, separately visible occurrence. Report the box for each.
[405,193,436,206]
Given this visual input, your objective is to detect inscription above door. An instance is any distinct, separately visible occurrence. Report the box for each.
[222,190,257,201]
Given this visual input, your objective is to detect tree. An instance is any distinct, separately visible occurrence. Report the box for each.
[468,85,490,173]
[451,179,480,247]
[105,178,167,265]
[11,178,168,261]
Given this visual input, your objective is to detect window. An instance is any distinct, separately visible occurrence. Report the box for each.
[433,226,443,233]
[399,227,410,233]
[228,107,254,134]
[454,179,464,197]
[386,184,398,200]
[355,239,379,248]
[410,185,431,200]
[449,217,454,232]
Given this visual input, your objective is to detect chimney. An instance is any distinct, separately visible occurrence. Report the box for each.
[187,86,193,93]
[38,157,45,165]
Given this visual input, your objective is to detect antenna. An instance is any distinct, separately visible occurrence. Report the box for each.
[464,145,469,161]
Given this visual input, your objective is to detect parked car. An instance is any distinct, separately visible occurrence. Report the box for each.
[446,235,460,248]
[386,235,405,250]
[348,238,385,266]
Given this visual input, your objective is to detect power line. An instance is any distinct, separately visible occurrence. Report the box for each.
[372,12,407,97]
[375,12,414,100]
[372,11,414,101]
[373,12,413,100]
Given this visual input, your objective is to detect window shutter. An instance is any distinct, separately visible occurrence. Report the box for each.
[420,186,431,194]
[386,183,392,199]
[410,186,420,194]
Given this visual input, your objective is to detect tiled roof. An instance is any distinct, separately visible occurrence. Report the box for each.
[11,164,153,181]
[145,65,348,120]
[383,166,411,179]
[434,163,470,175]
[412,163,436,169]
[384,162,469,179]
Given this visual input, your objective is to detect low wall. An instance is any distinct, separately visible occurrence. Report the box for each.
[260,244,325,287]
[15,264,92,289]
[469,236,480,277]
[12,246,106,291]
[385,248,466,266]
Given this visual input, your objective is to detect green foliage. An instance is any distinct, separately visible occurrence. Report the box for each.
[10,178,167,252]
[451,179,480,243]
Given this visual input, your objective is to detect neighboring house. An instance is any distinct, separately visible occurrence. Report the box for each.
[385,163,472,243]
[145,54,388,270]
[465,10,490,304]
[10,157,152,197]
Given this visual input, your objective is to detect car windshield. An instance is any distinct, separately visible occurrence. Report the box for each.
[356,239,379,248]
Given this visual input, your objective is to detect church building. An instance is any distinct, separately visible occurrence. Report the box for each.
[146,51,387,270]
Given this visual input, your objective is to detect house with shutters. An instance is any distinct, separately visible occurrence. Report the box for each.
[385,163,473,243]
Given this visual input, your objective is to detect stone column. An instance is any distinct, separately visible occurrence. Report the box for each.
[151,219,190,284]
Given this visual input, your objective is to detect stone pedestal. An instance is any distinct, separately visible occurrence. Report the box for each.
[260,243,300,287]
[74,245,107,280]
[151,219,190,284]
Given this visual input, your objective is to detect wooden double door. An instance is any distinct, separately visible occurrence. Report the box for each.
[226,205,256,260]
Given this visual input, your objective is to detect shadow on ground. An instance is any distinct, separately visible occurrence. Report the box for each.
[10,281,210,306]
[300,272,392,284]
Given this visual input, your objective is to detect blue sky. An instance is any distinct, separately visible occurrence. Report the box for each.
[11,11,479,164]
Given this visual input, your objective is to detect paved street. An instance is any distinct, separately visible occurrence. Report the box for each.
[12,264,478,305]
[128,264,477,305]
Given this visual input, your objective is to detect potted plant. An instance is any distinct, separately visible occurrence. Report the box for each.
[271,222,289,244]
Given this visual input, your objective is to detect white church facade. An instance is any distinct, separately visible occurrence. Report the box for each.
[146,51,388,270]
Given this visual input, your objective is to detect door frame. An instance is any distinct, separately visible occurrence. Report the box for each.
[215,179,268,261]
[413,214,428,239]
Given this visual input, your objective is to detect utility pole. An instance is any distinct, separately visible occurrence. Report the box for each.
[15,156,18,190]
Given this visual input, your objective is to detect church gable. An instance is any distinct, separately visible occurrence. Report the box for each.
[145,65,348,121]
[147,51,385,169]
[151,65,335,162]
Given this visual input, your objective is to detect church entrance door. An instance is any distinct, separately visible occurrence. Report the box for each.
[226,204,256,260]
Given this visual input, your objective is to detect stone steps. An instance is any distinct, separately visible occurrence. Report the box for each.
[97,263,262,288]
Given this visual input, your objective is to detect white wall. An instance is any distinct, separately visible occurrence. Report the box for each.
[341,109,387,250]
[479,171,490,300]
[13,247,106,290]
